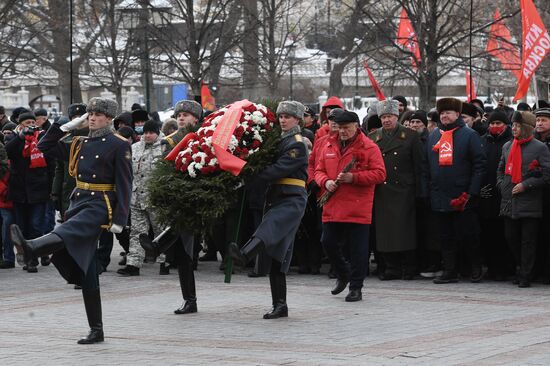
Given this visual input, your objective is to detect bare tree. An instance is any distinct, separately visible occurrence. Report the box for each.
[10,0,106,111]
[354,0,522,109]
[241,0,317,98]
[150,0,243,97]
[83,0,139,108]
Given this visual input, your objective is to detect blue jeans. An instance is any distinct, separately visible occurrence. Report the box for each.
[0,208,14,263]
[14,202,47,265]
[322,222,370,290]
[42,200,56,234]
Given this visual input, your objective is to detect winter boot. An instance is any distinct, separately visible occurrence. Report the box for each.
[77,289,104,344]
[10,225,64,260]
[174,260,197,314]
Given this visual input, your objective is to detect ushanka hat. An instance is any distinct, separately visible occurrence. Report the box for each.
[377,100,400,117]
[87,97,118,118]
[276,101,306,119]
[173,100,202,119]
[436,98,462,114]
[512,110,536,128]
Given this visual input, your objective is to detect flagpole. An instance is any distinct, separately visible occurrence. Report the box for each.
[532,72,540,109]
[468,0,473,101]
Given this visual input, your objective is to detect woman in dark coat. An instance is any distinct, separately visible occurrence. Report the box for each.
[497,111,550,288]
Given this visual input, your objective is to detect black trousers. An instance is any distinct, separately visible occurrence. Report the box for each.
[322,222,369,290]
[480,217,514,277]
[382,250,416,276]
[81,254,99,290]
[437,210,482,273]
[504,217,539,280]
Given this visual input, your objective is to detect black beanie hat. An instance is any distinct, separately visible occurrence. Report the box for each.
[392,95,408,107]
[461,102,479,118]
[33,108,48,117]
[18,111,36,124]
[143,119,160,135]
[487,110,510,125]
[516,102,531,112]
[409,110,428,126]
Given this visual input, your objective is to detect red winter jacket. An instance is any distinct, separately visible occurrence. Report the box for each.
[315,132,386,224]
[0,166,13,209]
[316,96,344,141]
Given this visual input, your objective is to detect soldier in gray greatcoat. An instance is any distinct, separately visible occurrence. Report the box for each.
[11,97,132,344]
[229,101,308,320]
[140,99,202,315]
[369,99,424,280]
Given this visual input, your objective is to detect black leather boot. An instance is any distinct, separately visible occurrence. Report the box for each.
[433,271,459,284]
[77,289,104,344]
[139,228,180,260]
[229,237,263,267]
[263,271,288,319]
[331,277,349,295]
[174,260,197,314]
[10,225,64,260]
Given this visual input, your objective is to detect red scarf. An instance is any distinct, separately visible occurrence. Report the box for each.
[432,127,458,166]
[505,136,533,184]
[22,131,47,169]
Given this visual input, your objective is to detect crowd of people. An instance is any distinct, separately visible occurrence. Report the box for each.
[3,94,550,344]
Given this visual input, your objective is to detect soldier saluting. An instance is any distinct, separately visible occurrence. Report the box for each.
[10,97,132,344]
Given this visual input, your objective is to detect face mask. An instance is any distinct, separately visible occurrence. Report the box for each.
[488,125,506,136]
[135,126,144,134]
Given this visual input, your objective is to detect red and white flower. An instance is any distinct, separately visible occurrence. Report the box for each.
[174,102,276,177]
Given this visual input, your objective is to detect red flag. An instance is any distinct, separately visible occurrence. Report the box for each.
[466,71,477,102]
[363,61,386,101]
[201,82,216,111]
[513,0,550,101]
[396,7,421,69]
[486,9,522,80]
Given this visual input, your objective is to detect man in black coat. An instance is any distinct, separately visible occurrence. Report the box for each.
[10,97,132,344]
[534,107,550,283]
[6,111,55,272]
[425,98,486,284]
[230,100,308,319]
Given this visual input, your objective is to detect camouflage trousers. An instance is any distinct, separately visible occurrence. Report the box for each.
[127,206,165,268]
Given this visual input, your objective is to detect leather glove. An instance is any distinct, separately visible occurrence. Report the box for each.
[60,113,88,132]
[480,184,493,199]
[109,223,124,234]
[450,192,469,212]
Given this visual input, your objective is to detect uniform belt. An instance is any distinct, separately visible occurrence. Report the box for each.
[275,178,306,187]
[76,179,116,192]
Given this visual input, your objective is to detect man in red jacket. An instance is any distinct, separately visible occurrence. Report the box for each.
[315,109,386,301]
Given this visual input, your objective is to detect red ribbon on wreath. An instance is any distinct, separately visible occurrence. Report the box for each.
[210,99,252,176]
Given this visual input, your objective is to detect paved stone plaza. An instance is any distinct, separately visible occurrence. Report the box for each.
[2,249,550,366]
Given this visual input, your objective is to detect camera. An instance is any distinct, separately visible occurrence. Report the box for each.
[23,126,39,136]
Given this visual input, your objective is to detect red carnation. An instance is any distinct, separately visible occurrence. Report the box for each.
[194,156,201,163]
[528,159,540,171]
[243,104,256,113]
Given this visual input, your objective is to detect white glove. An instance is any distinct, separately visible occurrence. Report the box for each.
[109,224,124,234]
[60,113,88,132]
